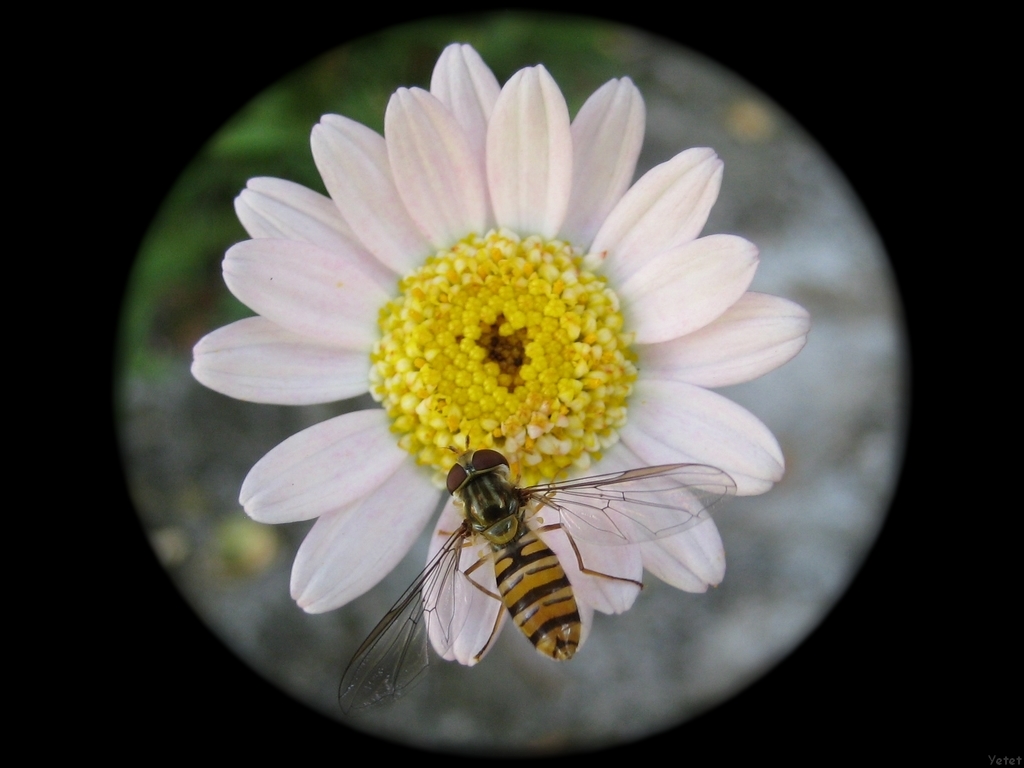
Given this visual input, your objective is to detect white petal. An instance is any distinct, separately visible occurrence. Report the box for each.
[426,501,505,665]
[385,88,489,247]
[311,115,431,274]
[290,462,438,613]
[222,238,386,349]
[638,292,810,387]
[235,177,398,293]
[622,380,784,496]
[639,519,726,593]
[430,43,500,177]
[590,441,725,591]
[487,65,572,238]
[235,177,357,244]
[191,317,369,405]
[240,410,406,523]
[445,575,505,666]
[590,148,723,282]
[620,235,759,344]
[534,523,642,615]
[576,599,594,651]
[591,439,647,473]
[559,78,645,249]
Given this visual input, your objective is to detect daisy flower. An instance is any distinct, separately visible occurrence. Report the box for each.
[191,43,809,665]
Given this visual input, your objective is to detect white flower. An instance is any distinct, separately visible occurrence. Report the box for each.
[191,43,809,664]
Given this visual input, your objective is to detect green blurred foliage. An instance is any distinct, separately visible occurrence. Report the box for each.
[120,13,634,378]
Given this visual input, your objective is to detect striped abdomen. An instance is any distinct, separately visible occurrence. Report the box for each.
[493,528,580,660]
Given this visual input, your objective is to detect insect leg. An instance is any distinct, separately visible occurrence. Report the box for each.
[463,554,502,601]
[472,602,507,664]
[533,523,644,589]
[441,545,504,665]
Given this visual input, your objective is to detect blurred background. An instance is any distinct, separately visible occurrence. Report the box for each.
[114,13,907,755]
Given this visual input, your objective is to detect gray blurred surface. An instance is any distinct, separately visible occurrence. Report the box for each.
[119,23,905,755]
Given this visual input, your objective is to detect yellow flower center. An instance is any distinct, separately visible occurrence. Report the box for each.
[371,229,636,487]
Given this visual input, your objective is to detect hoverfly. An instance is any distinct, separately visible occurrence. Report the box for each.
[339,449,735,713]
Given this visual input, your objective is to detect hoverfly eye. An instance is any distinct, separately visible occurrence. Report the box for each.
[470,449,509,472]
[446,464,468,495]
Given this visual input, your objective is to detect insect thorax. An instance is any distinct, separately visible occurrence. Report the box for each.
[458,469,522,547]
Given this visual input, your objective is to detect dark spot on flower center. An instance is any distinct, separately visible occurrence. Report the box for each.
[479,314,529,379]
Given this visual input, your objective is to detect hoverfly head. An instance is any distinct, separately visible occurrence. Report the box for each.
[446,449,511,496]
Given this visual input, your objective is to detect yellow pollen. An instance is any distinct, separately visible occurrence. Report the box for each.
[371,229,637,486]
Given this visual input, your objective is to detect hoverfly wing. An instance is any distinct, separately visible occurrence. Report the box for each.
[425,538,505,665]
[524,464,736,546]
[338,523,470,713]
[423,526,481,660]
